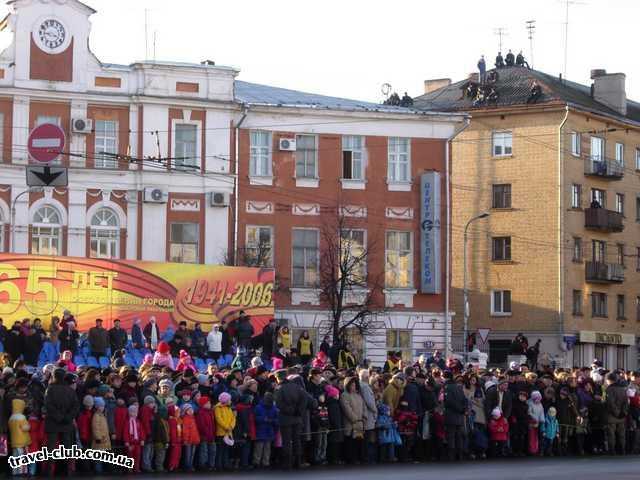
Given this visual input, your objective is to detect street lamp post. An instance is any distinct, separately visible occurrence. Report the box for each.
[463,212,490,364]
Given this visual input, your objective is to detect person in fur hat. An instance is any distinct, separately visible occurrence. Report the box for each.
[153,341,175,370]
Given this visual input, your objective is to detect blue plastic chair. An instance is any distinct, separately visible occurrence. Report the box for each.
[99,356,110,369]
[194,358,206,372]
[87,356,99,368]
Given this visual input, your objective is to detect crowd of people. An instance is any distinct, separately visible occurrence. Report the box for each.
[0,312,638,477]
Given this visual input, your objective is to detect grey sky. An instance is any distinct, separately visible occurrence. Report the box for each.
[6,0,640,103]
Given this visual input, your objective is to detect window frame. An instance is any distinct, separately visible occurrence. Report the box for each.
[245,225,274,267]
[572,289,583,316]
[295,134,318,179]
[617,243,625,267]
[590,136,605,163]
[636,296,640,322]
[249,130,272,177]
[492,131,513,157]
[387,137,411,183]
[31,205,62,256]
[572,237,583,262]
[169,222,200,264]
[616,294,626,320]
[591,188,606,208]
[386,329,413,363]
[571,184,582,209]
[342,135,364,181]
[94,119,118,169]
[615,142,624,165]
[291,227,320,288]
[385,230,413,288]
[89,208,120,259]
[615,193,625,215]
[340,228,367,283]
[571,131,581,157]
[172,121,200,170]
[636,148,640,171]
[491,236,512,261]
[492,184,512,209]
[491,289,512,316]
[591,292,608,318]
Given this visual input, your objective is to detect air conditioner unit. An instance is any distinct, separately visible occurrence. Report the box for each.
[279,138,296,151]
[72,118,93,134]
[210,191,229,207]
[143,187,168,203]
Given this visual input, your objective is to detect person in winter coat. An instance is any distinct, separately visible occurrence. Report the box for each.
[395,399,419,462]
[153,341,174,370]
[122,404,144,472]
[233,394,255,469]
[58,321,79,356]
[59,349,77,372]
[556,386,578,455]
[143,317,161,350]
[543,406,559,456]
[77,395,94,473]
[464,376,487,458]
[358,369,378,463]
[325,385,344,465]
[92,397,111,473]
[589,390,606,453]
[167,405,183,472]
[253,392,279,467]
[181,403,200,471]
[488,407,509,457]
[176,350,198,374]
[274,369,307,469]
[376,403,396,463]
[153,404,170,472]
[140,396,157,472]
[23,327,44,366]
[26,407,44,476]
[109,319,128,353]
[382,373,405,415]
[9,398,30,476]
[340,376,366,464]
[214,392,236,470]
[605,372,629,455]
[206,325,223,362]
[443,371,467,461]
[88,318,110,360]
[195,396,216,470]
[485,379,513,421]
[277,326,292,353]
[297,330,314,365]
[527,390,545,455]
[510,390,530,456]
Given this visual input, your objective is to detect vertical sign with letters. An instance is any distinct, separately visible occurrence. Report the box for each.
[420,172,441,294]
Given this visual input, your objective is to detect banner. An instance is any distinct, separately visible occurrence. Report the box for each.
[0,253,274,332]
[420,172,441,294]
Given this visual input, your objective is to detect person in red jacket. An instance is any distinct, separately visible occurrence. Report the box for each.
[195,396,216,470]
[181,403,201,471]
[77,395,95,473]
[140,396,157,472]
[114,397,128,443]
[488,407,509,457]
[27,407,45,476]
[123,404,144,473]
[394,400,418,462]
[167,404,183,472]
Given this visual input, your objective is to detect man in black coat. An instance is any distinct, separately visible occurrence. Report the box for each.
[401,366,423,417]
[443,371,467,461]
[485,379,513,421]
[261,318,276,360]
[4,323,24,364]
[274,368,308,469]
[23,327,43,367]
[235,313,254,351]
[44,368,80,473]
[605,372,629,454]
[108,318,128,353]
[58,320,79,355]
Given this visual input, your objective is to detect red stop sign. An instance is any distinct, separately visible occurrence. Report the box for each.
[28,123,66,163]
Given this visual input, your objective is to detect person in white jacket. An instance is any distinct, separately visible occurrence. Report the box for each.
[206,325,223,362]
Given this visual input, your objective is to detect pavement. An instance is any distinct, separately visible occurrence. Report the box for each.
[90,456,639,480]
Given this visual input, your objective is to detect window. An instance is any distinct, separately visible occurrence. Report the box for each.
[0,113,4,162]
[636,148,640,170]
[94,120,118,169]
[169,223,199,264]
[385,231,413,288]
[492,131,512,157]
[295,134,317,178]
[617,244,625,267]
[636,296,640,322]
[386,329,412,363]
[36,116,62,165]
[340,229,366,282]
[292,228,319,287]
[590,136,605,162]
[615,193,624,215]
[637,197,640,221]
[572,237,583,262]
[572,289,583,315]
[591,188,606,208]
[571,184,582,209]
[387,137,410,182]
[491,290,512,315]
[492,236,511,261]
[245,225,273,267]
[492,184,512,209]
[617,294,626,320]
[174,124,198,169]
[592,240,606,263]
[90,208,119,259]
[571,131,581,156]
[31,205,61,255]
[342,135,364,180]
[591,292,607,318]
[615,142,624,165]
[249,130,271,177]
[637,247,640,271]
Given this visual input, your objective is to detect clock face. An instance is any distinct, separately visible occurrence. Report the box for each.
[38,19,66,50]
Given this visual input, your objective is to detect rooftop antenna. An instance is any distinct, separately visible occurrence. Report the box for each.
[153,31,157,62]
[526,20,536,69]
[144,9,149,60]
[560,0,586,80]
[493,27,508,53]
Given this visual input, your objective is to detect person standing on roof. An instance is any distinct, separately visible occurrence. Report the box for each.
[478,55,487,83]
[495,52,505,68]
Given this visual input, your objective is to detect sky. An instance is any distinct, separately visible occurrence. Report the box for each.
[5,0,640,103]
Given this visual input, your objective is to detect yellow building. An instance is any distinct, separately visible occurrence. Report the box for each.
[415,67,639,369]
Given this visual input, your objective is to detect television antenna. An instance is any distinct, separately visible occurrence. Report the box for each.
[494,27,508,53]
[526,20,536,68]
[560,0,587,79]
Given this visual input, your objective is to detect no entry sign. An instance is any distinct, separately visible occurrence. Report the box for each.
[28,123,65,163]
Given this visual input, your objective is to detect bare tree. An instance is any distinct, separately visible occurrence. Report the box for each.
[319,211,386,346]
[222,241,273,267]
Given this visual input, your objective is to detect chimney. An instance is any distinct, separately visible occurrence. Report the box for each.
[591,69,627,116]
[423,78,451,94]
[467,72,479,83]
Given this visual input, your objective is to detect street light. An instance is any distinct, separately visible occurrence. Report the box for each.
[463,212,490,364]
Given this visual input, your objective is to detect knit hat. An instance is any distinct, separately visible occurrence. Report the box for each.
[531,390,542,401]
[548,407,557,417]
[197,374,209,385]
[484,380,496,391]
[491,407,502,419]
[198,396,211,408]
[143,353,153,363]
[83,395,95,408]
[218,392,231,405]
[324,385,340,399]
[179,349,189,359]
[181,403,193,414]
[251,356,263,368]
[144,395,156,405]
[157,341,170,355]
[627,388,637,398]
[97,384,111,396]
[128,404,138,415]
[159,379,173,389]
[94,396,105,409]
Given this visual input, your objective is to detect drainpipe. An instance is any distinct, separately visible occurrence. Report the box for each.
[445,116,470,358]
[233,104,249,265]
[558,105,569,364]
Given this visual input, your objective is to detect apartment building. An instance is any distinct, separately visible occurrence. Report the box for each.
[415,66,640,369]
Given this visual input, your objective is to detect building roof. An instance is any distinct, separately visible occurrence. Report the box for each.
[414,66,640,125]
[234,80,455,116]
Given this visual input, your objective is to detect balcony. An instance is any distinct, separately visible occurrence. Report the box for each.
[584,158,624,179]
[584,208,624,232]
[585,261,624,283]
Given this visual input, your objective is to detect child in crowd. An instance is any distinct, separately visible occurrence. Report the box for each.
[394,400,418,462]
[152,405,170,472]
[214,392,236,471]
[195,396,216,470]
[488,407,509,457]
[26,406,44,477]
[91,396,111,474]
[543,407,559,456]
[253,392,278,468]
[123,404,144,473]
[181,403,201,471]
[9,399,30,476]
[376,403,395,463]
[140,396,157,472]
